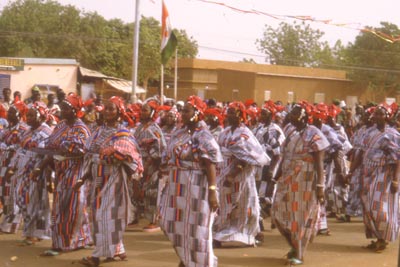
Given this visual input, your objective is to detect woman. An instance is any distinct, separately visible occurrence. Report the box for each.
[213,101,270,247]
[0,99,29,234]
[134,99,166,232]
[345,107,376,219]
[253,101,285,230]
[77,96,143,266]
[271,103,329,265]
[160,95,222,267]
[33,93,92,254]
[204,107,224,140]
[358,105,400,252]
[12,102,53,243]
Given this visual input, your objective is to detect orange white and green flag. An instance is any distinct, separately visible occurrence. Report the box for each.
[161,0,177,65]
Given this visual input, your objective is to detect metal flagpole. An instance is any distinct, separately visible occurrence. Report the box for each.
[174,48,178,100]
[131,0,141,103]
[160,64,164,105]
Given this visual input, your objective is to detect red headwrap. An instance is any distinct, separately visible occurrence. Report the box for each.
[244,99,255,108]
[204,107,223,125]
[246,106,260,121]
[126,103,142,126]
[262,100,277,116]
[64,93,84,118]
[108,96,135,126]
[186,95,207,119]
[376,103,393,118]
[32,101,49,120]
[228,101,247,123]
[311,103,328,122]
[11,96,29,120]
[0,104,6,119]
[144,99,160,120]
[328,104,341,119]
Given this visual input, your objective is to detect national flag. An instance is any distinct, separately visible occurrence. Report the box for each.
[161,0,177,65]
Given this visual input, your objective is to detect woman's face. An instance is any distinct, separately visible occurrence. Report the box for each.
[181,103,195,125]
[260,109,272,124]
[103,101,119,123]
[373,107,387,126]
[7,107,19,123]
[26,109,39,127]
[165,112,176,126]
[290,106,306,129]
[60,101,75,120]
[140,104,152,121]
[226,107,240,126]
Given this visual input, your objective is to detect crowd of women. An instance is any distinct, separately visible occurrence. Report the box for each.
[0,88,399,267]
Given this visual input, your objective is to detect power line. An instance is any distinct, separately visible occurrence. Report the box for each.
[1,29,399,74]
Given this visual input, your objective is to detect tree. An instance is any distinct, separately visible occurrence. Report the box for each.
[0,0,198,88]
[343,22,400,100]
[256,21,336,67]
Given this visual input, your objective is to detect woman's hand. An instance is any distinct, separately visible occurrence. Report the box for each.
[208,190,219,212]
[316,186,325,204]
[73,179,84,192]
[390,181,399,194]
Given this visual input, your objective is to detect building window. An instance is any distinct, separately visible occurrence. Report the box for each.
[264,90,271,101]
[288,91,294,103]
[314,93,325,104]
[232,89,239,101]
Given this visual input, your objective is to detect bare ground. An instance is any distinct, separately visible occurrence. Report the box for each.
[0,217,398,267]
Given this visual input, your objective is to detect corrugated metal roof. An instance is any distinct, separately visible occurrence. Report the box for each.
[105,79,146,94]
[5,57,78,65]
[79,67,109,78]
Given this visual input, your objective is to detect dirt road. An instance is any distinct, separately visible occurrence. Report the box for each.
[0,217,398,267]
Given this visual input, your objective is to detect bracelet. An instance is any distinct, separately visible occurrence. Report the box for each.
[392,181,399,185]
[208,185,218,191]
[236,164,243,170]
[271,179,278,184]
[7,170,14,175]
[34,168,41,172]
[77,179,84,183]
[316,183,325,188]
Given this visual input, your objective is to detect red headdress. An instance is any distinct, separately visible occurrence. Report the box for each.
[186,95,207,120]
[204,107,223,125]
[31,101,49,120]
[64,93,84,118]
[376,103,393,118]
[244,99,255,108]
[11,96,29,120]
[327,104,340,119]
[228,101,247,123]
[108,96,135,126]
[246,106,260,122]
[262,100,277,116]
[311,103,328,122]
[126,103,142,126]
[0,104,6,119]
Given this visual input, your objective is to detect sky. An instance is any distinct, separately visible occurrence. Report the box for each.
[5,0,399,63]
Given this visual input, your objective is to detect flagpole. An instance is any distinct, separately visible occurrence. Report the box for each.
[174,48,178,100]
[131,0,141,103]
[160,64,164,105]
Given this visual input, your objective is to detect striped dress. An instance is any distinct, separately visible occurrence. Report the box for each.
[346,125,372,217]
[272,125,329,260]
[160,121,222,267]
[46,119,92,251]
[134,121,166,223]
[0,122,29,233]
[214,124,270,246]
[361,125,400,242]
[83,125,143,258]
[13,122,53,239]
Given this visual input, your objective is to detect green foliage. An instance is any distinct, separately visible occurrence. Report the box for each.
[256,21,337,67]
[0,0,198,87]
[343,22,400,95]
